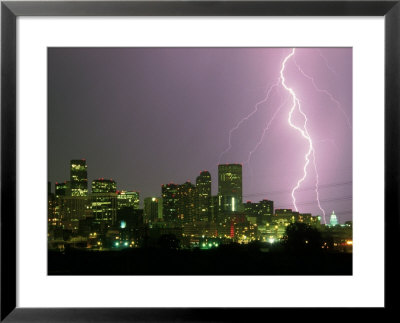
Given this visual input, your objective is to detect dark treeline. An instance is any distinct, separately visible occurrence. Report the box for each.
[48,242,352,275]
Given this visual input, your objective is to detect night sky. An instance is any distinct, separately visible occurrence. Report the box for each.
[48,48,352,223]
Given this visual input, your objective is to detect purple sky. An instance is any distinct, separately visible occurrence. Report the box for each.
[48,48,352,223]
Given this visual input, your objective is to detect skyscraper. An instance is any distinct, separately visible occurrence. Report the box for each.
[48,181,56,227]
[177,181,197,223]
[161,183,179,224]
[258,199,274,224]
[143,197,160,223]
[91,178,117,224]
[55,181,68,198]
[218,164,243,213]
[70,159,88,196]
[196,171,211,221]
[210,195,220,223]
[92,178,116,193]
[244,199,274,225]
[117,190,140,210]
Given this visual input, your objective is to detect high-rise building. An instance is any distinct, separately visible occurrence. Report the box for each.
[54,182,66,227]
[92,178,116,193]
[196,171,211,221]
[91,178,117,225]
[258,199,274,224]
[55,181,68,198]
[210,195,220,223]
[161,183,179,224]
[144,197,160,223]
[117,190,140,210]
[157,197,163,220]
[48,181,56,227]
[244,201,258,224]
[177,181,197,223]
[54,180,83,230]
[218,164,243,213]
[59,196,91,222]
[70,159,88,196]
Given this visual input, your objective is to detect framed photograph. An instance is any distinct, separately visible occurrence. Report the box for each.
[1,0,398,321]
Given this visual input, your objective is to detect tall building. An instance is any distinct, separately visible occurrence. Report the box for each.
[54,180,89,231]
[196,171,211,221]
[161,183,179,224]
[218,164,243,213]
[244,201,258,224]
[157,197,163,220]
[54,182,66,227]
[117,190,140,210]
[92,178,116,193]
[258,199,274,224]
[210,195,220,223]
[59,196,90,223]
[70,159,88,196]
[48,181,56,227]
[55,181,68,198]
[144,197,160,223]
[177,181,197,223]
[91,178,117,225]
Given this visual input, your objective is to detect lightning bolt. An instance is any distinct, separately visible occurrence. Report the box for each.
[318,49,337,76]
[293,57,351,129]
[280,48,326,224]
[218,48,344,224]
[244,95,288,190]
[311,150,326,224]
[218,79,280,164]
[244,95,287,166]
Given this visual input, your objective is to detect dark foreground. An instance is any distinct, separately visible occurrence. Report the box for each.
[48,245,352,275]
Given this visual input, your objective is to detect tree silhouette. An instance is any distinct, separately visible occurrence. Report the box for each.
[157,234,180,250]
[284,222,323,253]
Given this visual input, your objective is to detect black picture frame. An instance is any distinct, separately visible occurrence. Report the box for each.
[1,0,398,321]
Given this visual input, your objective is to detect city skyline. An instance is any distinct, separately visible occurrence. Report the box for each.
[49,156,352,270]
[48,47,352,222]
[50,158,345,225]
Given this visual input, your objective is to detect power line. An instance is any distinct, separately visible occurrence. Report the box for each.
[274,196,352,208]
[243,180,352,198]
